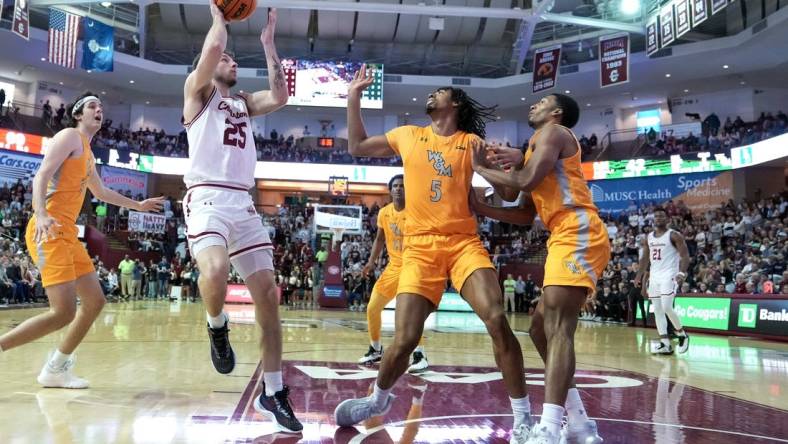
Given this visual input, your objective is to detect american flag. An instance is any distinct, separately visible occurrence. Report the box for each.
[48,8,80,69]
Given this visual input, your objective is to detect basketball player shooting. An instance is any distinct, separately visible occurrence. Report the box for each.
[0,92,164,388]
[334,65,531,444]
[181,4,302,432]
[634,208,691,355]
[471,94,610,444]
[358,174,429,373]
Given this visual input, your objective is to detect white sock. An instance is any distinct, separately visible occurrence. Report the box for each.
[263,371,283,396]
[412,396,423,406]
[414,346,424,353]
[565,388,589,424]
[370,383,391,410]
[539,403,564,436]
[510,395,532,428]
[48,349,71,369]
[207,312,227,329]
[371,341,381,351]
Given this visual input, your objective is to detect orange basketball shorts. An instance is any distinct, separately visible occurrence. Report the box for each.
[25,217,95,287]
[543,209,610,293]
[397,234,494,306]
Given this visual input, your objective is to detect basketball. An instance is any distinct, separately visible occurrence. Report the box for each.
[215,0,256,22]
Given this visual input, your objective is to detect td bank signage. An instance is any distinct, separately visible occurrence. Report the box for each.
[639,296,788,338]
[732,300,788,337]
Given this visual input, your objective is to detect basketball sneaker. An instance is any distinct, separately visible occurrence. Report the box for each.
[407,351,429,373]
[37,357,89,389]
[358,345,383,364]
[510,422,534,444]
[253,384,303,433]
[523,424,560,444]
[561,419,603,444]
[653,343,674,355]
[677,334,689,354]
[207,319,235,374]
[334,392,395,427]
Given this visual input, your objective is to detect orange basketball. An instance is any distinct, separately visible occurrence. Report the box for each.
[215,0,256,22]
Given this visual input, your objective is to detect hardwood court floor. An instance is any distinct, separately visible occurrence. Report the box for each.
[0,300,786,443]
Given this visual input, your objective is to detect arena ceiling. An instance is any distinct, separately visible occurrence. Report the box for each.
[22,0,753,77]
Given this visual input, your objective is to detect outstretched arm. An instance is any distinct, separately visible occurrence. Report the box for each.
[468,189,537,226]
[347,64,396,158]
[472,125,568,192]
[241,9,289,116]
[183,0,227,122]
[87,163,165,212]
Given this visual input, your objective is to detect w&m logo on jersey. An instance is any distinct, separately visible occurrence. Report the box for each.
[737,304,758,328]
[427,150,452,177]
[564,260,581,275]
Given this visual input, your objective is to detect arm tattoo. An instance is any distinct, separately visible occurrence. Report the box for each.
[270,56,286,89]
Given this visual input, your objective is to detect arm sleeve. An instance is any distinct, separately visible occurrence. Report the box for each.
[385,125,416,157]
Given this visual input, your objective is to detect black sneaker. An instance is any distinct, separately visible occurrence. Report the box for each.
[207,319,235,374]
[254,384,303,433]
[407,351,429,373]
[654,343,674,355]
[357,345,383,364]
[677,334,690,353]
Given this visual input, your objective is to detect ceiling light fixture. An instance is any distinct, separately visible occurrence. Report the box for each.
[40,57,46,61]
[740,81,746,85]
[620,0,641,15]
[665,73,671,78]
[564,90,571,94]
[129,80,135,84]
[101,1,112,7]
[723,64,729,69]
[412,97,417,102]
[684,89,689,93]
[59,81,63,85]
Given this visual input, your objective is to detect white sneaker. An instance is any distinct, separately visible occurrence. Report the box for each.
[510,422,534,444]
[407,351,429,373]
[562,420,603,444]
[37,358,89,389]
[524,424,560,444]
[334,393,394,427]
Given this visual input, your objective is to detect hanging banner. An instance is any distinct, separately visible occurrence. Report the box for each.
[532,45,561,93]
[692,0,709,26]
[128,211,166,234]
[100,165,148,197]
[675,0,691,38]
[12,0,29,40]
[646,17,660,56]
[599,33,629,88]
[660,5,675,47]
[82,18,115,72]
[711,0,727,14]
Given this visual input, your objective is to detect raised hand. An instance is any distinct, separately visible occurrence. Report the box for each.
[261,8,277,46]
[470,138,491,172]
[348,64,375,98]
[209,0,227,24]
[138,196,167,213]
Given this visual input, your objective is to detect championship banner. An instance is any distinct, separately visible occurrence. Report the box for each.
[0,150,42,186]
[646,17,660,56]
[692,0,709,26]
[659,5,675,47]
[12,0,29,40]
[675,0,691,38]
[711,0,727,14]
[532,45,561,93]
[128,211,166,234]
[599,33,629,88]
[100,165,148,197]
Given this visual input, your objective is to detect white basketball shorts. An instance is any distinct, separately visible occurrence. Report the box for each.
[183,184,273,278]
[648,275,677,299]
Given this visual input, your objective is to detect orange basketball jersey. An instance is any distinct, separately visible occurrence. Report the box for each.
[524,125,598,230]
[385,125,479,236]
[46,133,95,227]
[376,202,405,267]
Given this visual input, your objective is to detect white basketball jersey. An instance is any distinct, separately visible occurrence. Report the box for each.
[184,87,256,189]
[647,229,680,280]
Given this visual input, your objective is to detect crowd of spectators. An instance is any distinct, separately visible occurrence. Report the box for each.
[639,111,788,158]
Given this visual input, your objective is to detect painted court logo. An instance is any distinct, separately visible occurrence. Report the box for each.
[738,304,757,328]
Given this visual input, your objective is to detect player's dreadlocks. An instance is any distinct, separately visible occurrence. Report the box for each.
[439,87,498,139]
